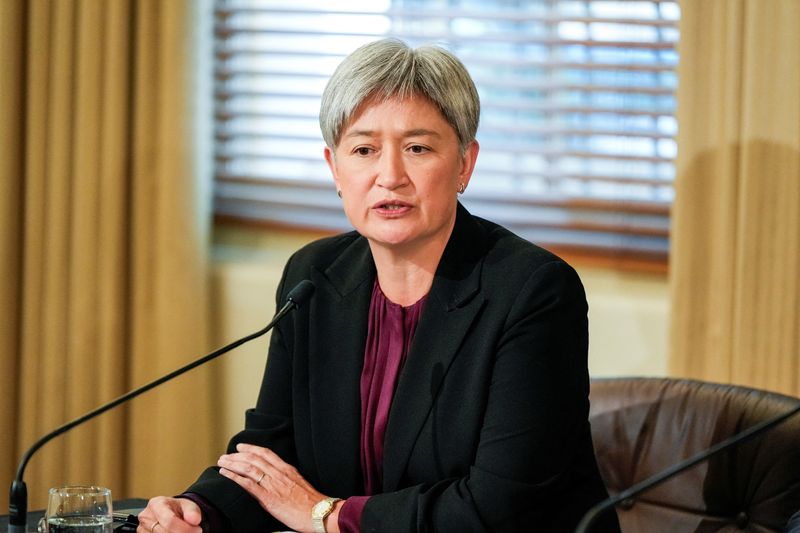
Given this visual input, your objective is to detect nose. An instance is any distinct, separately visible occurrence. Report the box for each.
[374,147,408,190]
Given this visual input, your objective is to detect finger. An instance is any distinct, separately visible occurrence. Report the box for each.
[135,515,161,533]
[220,466,264,498]
[225,455,297,492]
[154,514,203,533]
[175,498,203,527]
[218,453,272,485]
[219,450,292,487]
[235,443,284,466]
[137,509,154,524]
[220,466,282,500]
[234,444,298,477]
[137,497,165,528]
[139,497,202,533]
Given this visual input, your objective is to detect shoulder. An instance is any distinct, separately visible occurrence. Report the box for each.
[276,230,368,297]
[288,230,363,266]
[475,215,580,280]
[290,231,366,262]
[466,214,586,312]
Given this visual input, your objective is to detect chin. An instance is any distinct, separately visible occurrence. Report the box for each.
[356,220,415,244]
[362,228,419,248]
[371,234,415,248]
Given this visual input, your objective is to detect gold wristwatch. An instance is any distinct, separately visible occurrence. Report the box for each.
[311,497,342,533]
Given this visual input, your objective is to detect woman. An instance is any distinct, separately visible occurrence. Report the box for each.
[138,39,619,533]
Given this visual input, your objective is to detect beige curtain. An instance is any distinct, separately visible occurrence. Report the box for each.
[670,0,800,396]
[0,0,216,509]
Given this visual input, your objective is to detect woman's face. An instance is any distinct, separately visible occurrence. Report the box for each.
[325,96,478,254]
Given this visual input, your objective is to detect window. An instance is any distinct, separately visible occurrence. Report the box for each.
[213,0,679,269]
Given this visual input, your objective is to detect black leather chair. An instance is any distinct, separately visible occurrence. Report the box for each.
[588,377,800,532]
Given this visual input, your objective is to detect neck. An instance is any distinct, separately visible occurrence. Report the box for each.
[372,258,435,306]
[369,231,451,307]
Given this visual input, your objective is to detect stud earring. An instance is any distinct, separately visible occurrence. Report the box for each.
[337,190,342,198]
[457,183,466,195]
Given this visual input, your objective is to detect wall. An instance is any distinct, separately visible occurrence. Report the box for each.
[210,223,670,448]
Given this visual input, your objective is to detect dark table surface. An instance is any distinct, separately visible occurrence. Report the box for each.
[0,498,147,532]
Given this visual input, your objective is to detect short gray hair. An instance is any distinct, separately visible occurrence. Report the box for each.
[319,39,480,152]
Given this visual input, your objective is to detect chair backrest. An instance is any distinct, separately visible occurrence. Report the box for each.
[589,377,800,533]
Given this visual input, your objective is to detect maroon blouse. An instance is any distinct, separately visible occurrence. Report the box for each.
[338,280,427,533]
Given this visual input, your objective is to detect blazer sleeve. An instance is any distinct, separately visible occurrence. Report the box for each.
[360,260,614,533]
[183,261,298,533]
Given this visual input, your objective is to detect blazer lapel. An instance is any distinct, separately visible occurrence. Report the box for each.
[308,236,374,495]
[382,204,488,491]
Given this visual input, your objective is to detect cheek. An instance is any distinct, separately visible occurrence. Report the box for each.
[340,179,371,200]
[336,162,373,190]
[340,188,371,221]
[426,174,458,203]
[419,188,457,222]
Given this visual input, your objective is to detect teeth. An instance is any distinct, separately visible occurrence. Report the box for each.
[383,204,403,210]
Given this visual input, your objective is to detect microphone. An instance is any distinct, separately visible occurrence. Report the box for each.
[574,400,800,533]
[8,279,315,533]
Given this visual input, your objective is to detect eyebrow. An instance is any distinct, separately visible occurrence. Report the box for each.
[344,128,442,139]
[405,128,441,138]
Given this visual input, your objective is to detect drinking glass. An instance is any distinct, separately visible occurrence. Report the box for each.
[38,486,113,533]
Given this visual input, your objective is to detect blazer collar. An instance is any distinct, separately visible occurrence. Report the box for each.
[308,236,375,494]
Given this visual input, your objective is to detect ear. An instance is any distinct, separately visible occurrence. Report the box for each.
[458,140,480,189]
[324,146,341,191]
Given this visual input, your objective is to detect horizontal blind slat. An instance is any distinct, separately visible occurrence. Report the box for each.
[217,170,671,188]
[216,31,677,50]
[216,103,674,118]
[215,146,675,164]
[217,174,671,215]
[216,6,679,27]
[215,60,676,73]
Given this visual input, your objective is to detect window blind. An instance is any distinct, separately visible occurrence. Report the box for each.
[213,0,679,265]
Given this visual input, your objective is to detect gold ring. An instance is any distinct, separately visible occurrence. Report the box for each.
[151,520,160,533]
[256,472,265,485]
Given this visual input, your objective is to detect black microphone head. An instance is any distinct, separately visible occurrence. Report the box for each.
[286,280,315,307]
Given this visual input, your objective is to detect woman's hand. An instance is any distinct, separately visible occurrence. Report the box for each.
[218,443,341,533]
[137,496,202,533]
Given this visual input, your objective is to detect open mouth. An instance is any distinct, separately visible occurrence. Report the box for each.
[374,200,411,211]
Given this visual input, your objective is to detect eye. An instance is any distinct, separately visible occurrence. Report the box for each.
[353,146,373,156]
[408,144,430,154]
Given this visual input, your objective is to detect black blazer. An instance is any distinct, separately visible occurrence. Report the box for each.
[188,203,619,533]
